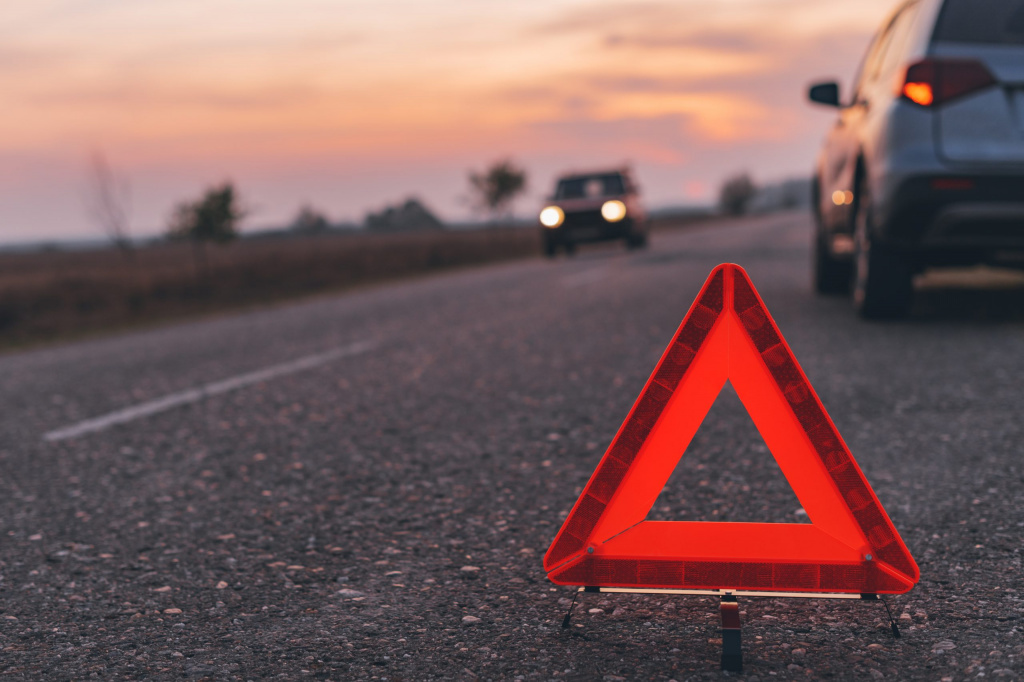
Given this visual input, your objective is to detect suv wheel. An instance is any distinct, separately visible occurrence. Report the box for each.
[852,182,912,319]
[813,230,852,295]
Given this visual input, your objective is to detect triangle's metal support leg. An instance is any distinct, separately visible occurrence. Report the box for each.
[561,589,580,629]
[880,596,901,639]
[720,596,743,672]
[861,593,901,640]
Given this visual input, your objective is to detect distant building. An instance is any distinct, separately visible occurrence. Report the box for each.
[365,198,444,233]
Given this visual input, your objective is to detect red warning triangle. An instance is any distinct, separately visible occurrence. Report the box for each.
[544,264,919,594]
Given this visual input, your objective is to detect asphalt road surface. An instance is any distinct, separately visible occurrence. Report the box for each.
[3,212,1024,680]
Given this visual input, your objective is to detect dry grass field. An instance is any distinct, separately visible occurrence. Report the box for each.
[0,215,712,349]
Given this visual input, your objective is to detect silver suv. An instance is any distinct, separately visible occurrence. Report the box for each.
[808,0,1024,318]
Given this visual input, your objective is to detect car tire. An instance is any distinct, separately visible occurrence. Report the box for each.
[543,235,558,258]
[813,231,852,295]
[852,181,912,319]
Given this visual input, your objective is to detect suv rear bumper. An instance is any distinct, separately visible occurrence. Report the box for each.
[878,174,1024,265]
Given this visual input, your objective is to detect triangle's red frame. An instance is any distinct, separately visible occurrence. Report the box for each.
[544,264,919,594]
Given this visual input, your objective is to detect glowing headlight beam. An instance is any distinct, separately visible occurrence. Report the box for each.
[540,206,564,228]
[601,200,627,223]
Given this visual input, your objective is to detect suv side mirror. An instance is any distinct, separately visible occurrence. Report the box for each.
[808,81,841,107]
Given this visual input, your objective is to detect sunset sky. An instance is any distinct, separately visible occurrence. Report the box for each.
[0,0,899,243]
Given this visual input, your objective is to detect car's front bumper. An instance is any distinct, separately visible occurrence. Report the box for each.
[543,210,636,244]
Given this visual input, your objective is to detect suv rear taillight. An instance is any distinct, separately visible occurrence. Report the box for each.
[900,58,997,107]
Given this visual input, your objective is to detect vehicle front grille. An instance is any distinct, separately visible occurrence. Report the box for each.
[563,210,605,230]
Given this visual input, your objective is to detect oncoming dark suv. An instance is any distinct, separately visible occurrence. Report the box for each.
[539,169,648,257]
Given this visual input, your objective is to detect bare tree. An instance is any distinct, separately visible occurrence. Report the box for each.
[87,152,133,254]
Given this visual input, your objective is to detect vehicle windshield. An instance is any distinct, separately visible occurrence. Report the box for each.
[934,0,1024,45]
[555,174,626,199]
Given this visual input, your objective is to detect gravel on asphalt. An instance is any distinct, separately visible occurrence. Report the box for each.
[2,213,1024,680]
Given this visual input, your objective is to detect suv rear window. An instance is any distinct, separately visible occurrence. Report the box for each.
[934,0,1024,45]
[556,174,626,199]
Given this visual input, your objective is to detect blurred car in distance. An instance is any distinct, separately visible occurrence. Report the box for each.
[539,169,648,257]
[807,0,1024,318]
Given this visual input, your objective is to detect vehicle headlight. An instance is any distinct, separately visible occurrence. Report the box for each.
[540,206,564,228]
[601,200,627,222]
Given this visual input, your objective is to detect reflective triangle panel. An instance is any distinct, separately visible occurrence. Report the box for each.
[543,264,919,595]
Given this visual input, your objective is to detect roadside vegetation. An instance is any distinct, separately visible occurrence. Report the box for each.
[0,214,712,350]
[0,226,534,349]
[4,162,795,350]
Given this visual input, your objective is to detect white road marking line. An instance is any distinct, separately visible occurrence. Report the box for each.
[42,340,376,442]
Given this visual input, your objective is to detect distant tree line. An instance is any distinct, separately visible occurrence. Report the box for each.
[86,156,534,258]
[717,173,811,215]
[89,157,796,260]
